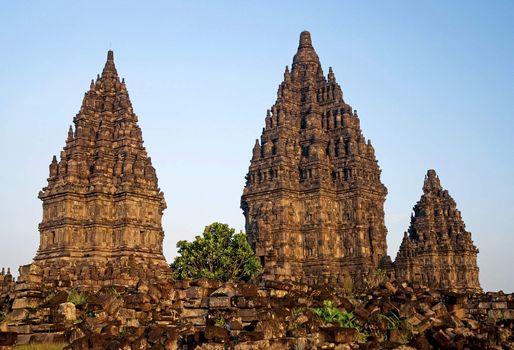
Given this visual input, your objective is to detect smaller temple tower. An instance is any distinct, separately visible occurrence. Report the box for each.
[395,170,481,292]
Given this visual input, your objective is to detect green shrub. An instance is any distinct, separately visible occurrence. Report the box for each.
[310,300,369,342]
[214,316,226,328]
[67,290,87,306]
[170,222,261,282]
[309,300,358,328]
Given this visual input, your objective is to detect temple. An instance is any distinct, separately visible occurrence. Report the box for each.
[394,170,481,292]
[241,31,388,286]
[33,51,169,288]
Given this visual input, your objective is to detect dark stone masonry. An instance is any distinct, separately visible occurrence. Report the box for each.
[33,50,171,290]
[394,170,481,293]
[241,31,388,287]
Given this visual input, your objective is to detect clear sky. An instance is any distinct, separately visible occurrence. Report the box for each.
[0,1,512,292]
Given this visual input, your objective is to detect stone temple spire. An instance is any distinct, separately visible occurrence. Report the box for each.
[34,51,169,289]
[423,169,442,194]
[292,30,320,66]
[395,170,481,292]
[101,50,118,79]
[241,31,388,286]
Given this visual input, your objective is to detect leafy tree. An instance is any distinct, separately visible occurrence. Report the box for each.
[170,222,261,282]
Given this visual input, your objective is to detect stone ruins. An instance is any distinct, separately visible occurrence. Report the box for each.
[241,31,388,286]
[0,31,497,349]
[32,51,170,289]
[394,170,481,293]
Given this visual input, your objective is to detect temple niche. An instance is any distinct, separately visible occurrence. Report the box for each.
[394,170,481,293]
[33,51,170,289]
[241,31,388,286]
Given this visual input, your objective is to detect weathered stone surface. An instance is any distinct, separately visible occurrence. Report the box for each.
[58,302,76,322]
[30,50,170,290]
[241,31,389,287]
[3,277,513,349]
[395,169,481,293]
[208,296,231,309]
[12,297,40,310]
[0,332,16,346]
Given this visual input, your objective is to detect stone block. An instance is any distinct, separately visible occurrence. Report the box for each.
[211,283,239,297]
[234,341,270,350]
[227,317,243,331]
[12,297,41,310]
[478,302,491,309]
[270,289,288,298]
[173,280,190,289]
[181,308,208,318]
[16,334,32,345]
[232,296,249,308]
[239,283,259,297]
[239,308,258,322]
[492,302,507,309]
[184,298,202,308]
[209,296,231,309]
[503,309,514,320]
[0,332,16,346]
[8,325,32,334]
[58,302,76,321]
[204,325,229,342]
[184,317,207,326]
[186,286,209,299]
[451,308,466,320]
[8,309,29,322]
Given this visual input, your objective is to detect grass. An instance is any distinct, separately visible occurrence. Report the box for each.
[376,312,402,330]
[43,292,56,304]
[214,316,226,328]
[15,343,67,350]
[67,290,87,307]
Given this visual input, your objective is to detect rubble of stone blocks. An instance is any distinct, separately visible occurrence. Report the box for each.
[0,277,512,349]
[25,259,172,291]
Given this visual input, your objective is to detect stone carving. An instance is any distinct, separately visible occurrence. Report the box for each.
[394,170,481,292]
[241,31,388,285]
[33,51,169,287]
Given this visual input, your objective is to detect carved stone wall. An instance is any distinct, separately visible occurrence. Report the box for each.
[33,51,169,285]
[241,32,388,286]
[394,170,481,292]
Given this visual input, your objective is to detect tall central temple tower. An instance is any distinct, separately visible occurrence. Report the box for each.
[241,32,388,285]
[33,51,169,287]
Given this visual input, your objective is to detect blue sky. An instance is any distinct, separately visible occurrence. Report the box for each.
[0,1,513,291]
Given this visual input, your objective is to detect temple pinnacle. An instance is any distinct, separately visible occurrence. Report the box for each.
[102,50,118,78]
[293,30,319,66]
[299,30,312,48]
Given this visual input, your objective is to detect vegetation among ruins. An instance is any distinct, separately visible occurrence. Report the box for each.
[66,290,87,307]
[171,222,261,282]
[15,343,67,350]
[309,300,358,329]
